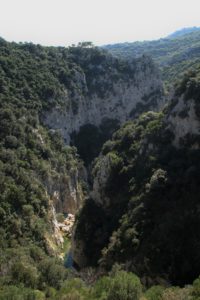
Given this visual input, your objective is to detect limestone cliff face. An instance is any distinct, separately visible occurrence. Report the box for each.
[44,167,85,256]
[45,167,85,215]
[166,96,200,148]
[31,127,85,215]
[42,56,165,144]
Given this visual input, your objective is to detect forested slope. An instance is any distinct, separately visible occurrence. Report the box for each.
[103,29,200,85]
[73,65,200,287]
[1,36,200,299]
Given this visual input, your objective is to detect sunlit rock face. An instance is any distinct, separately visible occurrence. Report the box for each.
[43,56,165,144]
[166,96,200,148]
[45,167,84,215]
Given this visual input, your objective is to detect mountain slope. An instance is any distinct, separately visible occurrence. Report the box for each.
[0,38,164,165]
[41,49,164,164]
[103,28,200,85]
[167,27,200,38]
[1,35,200,298]
[0,38,165,296]
[73,65,200,286]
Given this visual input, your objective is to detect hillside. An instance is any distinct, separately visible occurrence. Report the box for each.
[0,38,166,298]
[1,36,200,299]
[73,65,200,286]
[0,38,165,162]
[103,28,200,85]
[0,38,90,298]
[167,27,200,38]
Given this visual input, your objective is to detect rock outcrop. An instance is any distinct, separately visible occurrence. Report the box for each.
[166,96,200,148]
[47,205,75,258]
[46,168,84,215]
[42,55,165,145]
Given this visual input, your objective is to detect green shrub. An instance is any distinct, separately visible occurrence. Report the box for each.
[54,278,90,300]
[0,285,45,300]
[161,287,190,300]
[107,271,142,300]
[145,285,165,300]
[11,262,39,288]
[191,277,200,299]
[91,276,112,299]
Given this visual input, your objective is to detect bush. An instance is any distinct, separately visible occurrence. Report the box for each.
[38,258,68,289]
[54,278,90,300]
[11,262,39,288]
[145,285,165,300]
[191,277,200,299]
[92,276,112,299]
[107,271,142,300]
[161,287,190,300]
[0,285,45,300]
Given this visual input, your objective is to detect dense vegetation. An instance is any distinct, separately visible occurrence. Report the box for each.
[103,28,200,85]
[2,265,200,299]
[0,52,82,298]
[0,36,154,165]
[1,34,200,299]
[74,68,200,289]
[0,38,160,298]
[167,27,200,38]
[0,39,87,297]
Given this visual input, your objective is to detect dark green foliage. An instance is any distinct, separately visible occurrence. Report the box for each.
[53,278,90,300]
[0,37,156,295]
[38,258,68,289]
[0,285,45,300]
[0,122,78,290]
[175,66,200,101]
[0,39,84,293]
[75,80,200,286]
[0,39,141,115]
[101,113,200,285]
[67,45,140,98]
[145,285,164,300]
[106,271,142,300]
[1,34,200,297]
[174,65,200,123]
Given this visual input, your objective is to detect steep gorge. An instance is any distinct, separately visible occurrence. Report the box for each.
[0,39,164,265]
[72,67,200,286]
[1,37,200,297]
